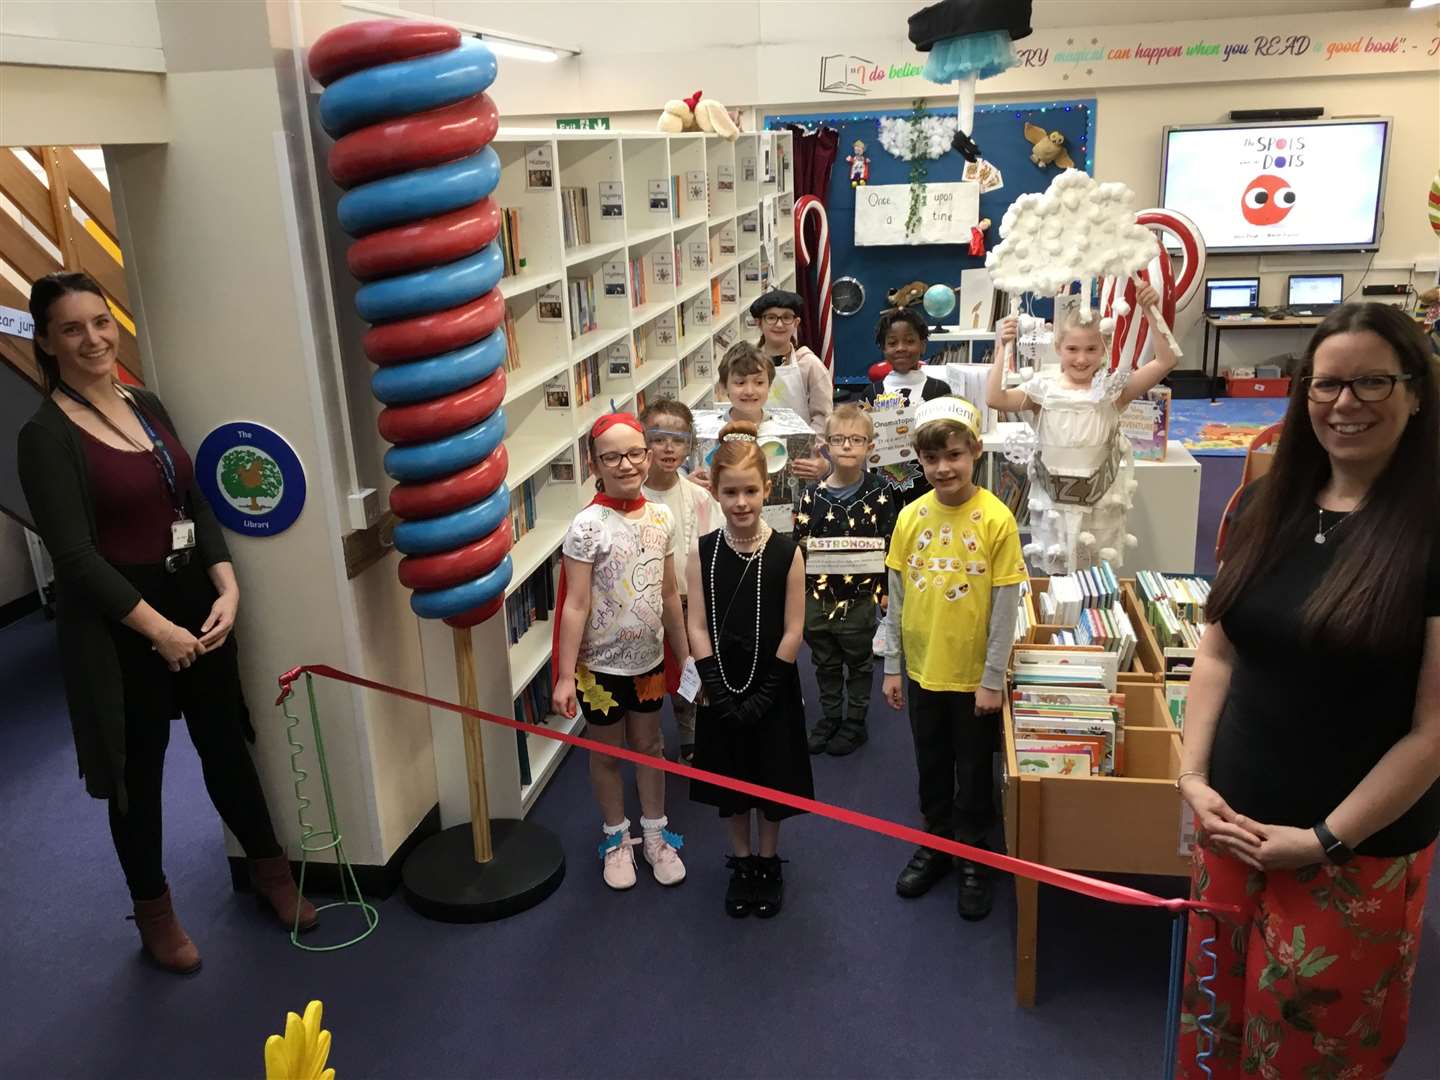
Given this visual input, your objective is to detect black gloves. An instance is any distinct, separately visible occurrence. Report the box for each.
[695,656,734,715]
[730,658,795,729]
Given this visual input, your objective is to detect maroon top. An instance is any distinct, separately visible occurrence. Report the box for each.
[78,406,195,565]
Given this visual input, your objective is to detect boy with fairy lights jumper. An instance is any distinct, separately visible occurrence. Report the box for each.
[882,396,1026,921]
[793,404,897,756]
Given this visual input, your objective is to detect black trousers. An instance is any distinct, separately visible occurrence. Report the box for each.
[906,681,998,847]
[107,562,280,901]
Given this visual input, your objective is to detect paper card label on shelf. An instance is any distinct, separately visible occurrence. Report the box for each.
[718,224,737,256]
[687,239,708,271]
[658,375,680,397]
[694,295,712,326]
[598,180,624,219]
[742,262,761,283]
[647,179,670,213]
[655,311,677,346]
[694,353,714,378]
[713,325,736,350]
[685,170,705,203]
[606,341,631,377]
[550,447,577,483]
[804,537,887,576]
[677,658,701,702]
[719,277,738,305]
[740,214,758,234]
[653,249,674,285]
[602,260,627,297]
[717,164,735,192]
[536,282,564,322]
[543,375,570,410]
[742,157,757,183]
[526,144,554,190]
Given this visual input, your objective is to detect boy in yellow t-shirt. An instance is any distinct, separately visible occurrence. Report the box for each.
[882,396,1027,922]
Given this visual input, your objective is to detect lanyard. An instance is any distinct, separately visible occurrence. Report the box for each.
[58,383,183,514]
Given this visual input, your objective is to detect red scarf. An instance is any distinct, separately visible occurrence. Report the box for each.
[549,415,681,698]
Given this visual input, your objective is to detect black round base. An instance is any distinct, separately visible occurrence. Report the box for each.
[402,818,565,923]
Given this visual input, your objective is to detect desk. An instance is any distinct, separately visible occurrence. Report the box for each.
[1202,315,1320,401]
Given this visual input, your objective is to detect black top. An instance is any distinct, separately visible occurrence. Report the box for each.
[17,390,232,806]
[862,376,950,506]
[793,472,898,610]
[690,531,814,819]
[1209,503,1440,857]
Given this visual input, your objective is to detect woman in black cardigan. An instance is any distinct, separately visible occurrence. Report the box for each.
[17,272,315,975]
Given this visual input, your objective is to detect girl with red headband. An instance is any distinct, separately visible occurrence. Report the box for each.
[552,413,692,890]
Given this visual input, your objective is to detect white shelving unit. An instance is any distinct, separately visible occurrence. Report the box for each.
[429,128,796,826]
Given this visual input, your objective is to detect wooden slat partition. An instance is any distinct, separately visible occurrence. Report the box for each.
[57,147,118,239]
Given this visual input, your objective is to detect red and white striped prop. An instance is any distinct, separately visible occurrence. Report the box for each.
[794,194,834,370]
[1100,208,1206,372]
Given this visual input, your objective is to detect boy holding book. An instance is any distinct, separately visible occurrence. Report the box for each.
[793,404,897,756]
[882,397,1027,921]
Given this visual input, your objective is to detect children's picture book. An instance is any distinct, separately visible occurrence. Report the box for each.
[1120,385,1172,461]
[1016,748,1091,777]
[867,392,918,469]
[1013,646,1119,690]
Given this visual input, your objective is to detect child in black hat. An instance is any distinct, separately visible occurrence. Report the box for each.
[749,289,833,433]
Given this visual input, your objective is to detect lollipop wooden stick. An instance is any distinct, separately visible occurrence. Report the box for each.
[1129,274,1184,359]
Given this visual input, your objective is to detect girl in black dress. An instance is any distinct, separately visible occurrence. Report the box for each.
[686,421,813,918]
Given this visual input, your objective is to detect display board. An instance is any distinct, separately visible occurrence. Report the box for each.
[768,99,1096,386]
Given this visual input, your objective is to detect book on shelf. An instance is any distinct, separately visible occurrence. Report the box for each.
[1046,602,1138,671]
[635,388,648,415]
[629,255,648,308]
[502,306,521,373]
[513,666,556,787]
[560,186,592,249]
[510,477,538,542]
[568,276,599,338]
[633,329,649,370]
[673,244,684,289]
[573,352,602,405]
[499,207,526,277]
[1010,686,1127,776]
[670,175,682,219]
[1121,385,1172,462]
[505,552,560,645]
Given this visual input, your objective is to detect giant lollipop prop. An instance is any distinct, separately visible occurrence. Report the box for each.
[308,19,564,922]
[795,195,835,370]
[1099,209,1206,372]
[907,0,1033,162]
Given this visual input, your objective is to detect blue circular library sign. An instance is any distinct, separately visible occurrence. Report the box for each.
[195,421,306,537]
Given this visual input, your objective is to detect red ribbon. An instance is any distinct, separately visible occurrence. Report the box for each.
[275,663,1235,916]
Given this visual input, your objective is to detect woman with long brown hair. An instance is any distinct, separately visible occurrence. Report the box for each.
[17,272,314,975]
[1173,303,1440,1078]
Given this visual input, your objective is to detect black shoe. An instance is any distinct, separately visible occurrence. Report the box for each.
[752,855,785,918]
[956,860,994,921]
[807,718,840,755]
[895,845,952,898]
[725,855,757,918]
[825,724,868,756]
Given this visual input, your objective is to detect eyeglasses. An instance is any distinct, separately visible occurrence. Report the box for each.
[825,434,870,448]
[645,429,691,449]
[761,313,797,326]
[596,447,650,468]
[1303,373,1413,404]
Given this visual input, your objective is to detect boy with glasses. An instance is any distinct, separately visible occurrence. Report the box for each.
[749,290,833,432]
[640,400,719,764]
[793,404,898,755]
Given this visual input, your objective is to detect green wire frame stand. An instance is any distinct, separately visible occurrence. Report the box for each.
[280,673,379,952]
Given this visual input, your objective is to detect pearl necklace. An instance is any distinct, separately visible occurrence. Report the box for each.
[709,525,769,694]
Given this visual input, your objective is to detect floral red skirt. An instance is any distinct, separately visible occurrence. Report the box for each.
[1175,840,1435,1080]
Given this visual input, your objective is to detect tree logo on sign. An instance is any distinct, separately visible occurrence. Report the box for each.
[218,447,283,513]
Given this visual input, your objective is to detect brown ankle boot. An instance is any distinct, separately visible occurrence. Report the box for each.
[130,888,202,975]
[249,854,319,932]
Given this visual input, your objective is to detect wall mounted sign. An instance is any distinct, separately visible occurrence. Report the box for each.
[196,421,306,536]
[854,181,979,246]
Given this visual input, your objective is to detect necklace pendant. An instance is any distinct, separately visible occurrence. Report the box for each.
[1314,532,1326,545]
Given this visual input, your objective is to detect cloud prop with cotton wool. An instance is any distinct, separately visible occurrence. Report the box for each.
[985,170,1158,297]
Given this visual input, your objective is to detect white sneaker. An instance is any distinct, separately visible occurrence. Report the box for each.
[641,819,687,886]
[599,827,639,890]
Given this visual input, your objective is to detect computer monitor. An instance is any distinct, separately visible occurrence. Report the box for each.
[1287,273,1343,307]
[1204,277,1260,313]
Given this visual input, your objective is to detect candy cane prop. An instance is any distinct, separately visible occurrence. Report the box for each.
[794,195,835,371]
[310,22,512,630]
[1100,208,1205,371]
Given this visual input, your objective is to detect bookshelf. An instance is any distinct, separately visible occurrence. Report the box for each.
[427,128,796,826]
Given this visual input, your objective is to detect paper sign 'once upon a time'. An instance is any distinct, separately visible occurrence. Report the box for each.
[855,182,980,247]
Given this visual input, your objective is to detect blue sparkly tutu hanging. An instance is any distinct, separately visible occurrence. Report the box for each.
[922,29,1017,82]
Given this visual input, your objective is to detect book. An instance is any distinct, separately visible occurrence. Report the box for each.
[499,207,526,277]
[560,186,592,249]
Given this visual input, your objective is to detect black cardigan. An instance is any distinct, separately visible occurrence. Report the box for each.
[17,389,232,805]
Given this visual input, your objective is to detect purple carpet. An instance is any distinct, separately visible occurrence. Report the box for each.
[2,459,1435,1078]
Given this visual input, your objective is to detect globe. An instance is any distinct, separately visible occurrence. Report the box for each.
[922,283,956,320]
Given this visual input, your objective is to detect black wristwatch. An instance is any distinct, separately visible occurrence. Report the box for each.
[1313,821,1354,865]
